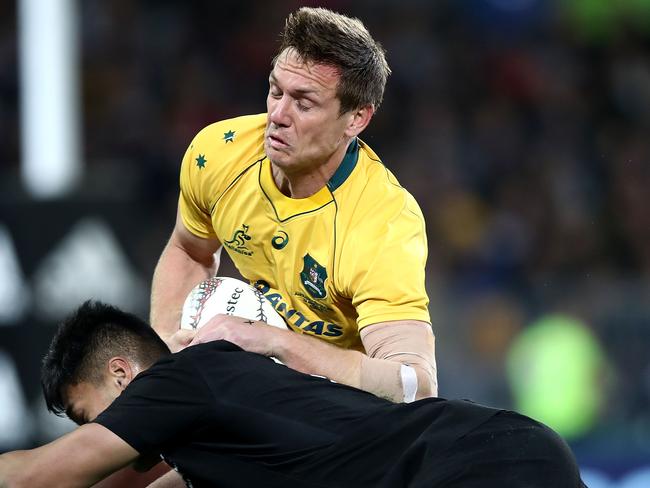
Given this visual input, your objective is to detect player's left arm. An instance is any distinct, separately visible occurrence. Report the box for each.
[0,423,139,488]
[267,318,438,401]
[344,188,436,400]
[189,315,436,402]
[359,319,437,400]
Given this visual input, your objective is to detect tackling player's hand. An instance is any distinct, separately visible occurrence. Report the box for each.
[189,314,276,356]
[164,328,196,353]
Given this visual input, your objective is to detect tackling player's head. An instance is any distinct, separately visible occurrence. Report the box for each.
[41,301,170,424]
[275,7,390,115]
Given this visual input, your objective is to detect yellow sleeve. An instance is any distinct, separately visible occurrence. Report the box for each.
[178,135,218,240]
[344,193,430,329]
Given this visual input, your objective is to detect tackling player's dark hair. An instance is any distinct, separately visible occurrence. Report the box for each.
[41,300,170,417]
[275,7,391,114]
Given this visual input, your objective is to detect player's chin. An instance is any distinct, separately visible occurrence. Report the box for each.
[266,149,293,168]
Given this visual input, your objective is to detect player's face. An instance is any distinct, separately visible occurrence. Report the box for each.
[265,49,355,175]
[64,379,121,425]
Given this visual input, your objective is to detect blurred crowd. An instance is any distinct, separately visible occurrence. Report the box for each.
[1,0,650,475]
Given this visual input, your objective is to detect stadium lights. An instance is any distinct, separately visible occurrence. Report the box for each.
[18,0,81,198]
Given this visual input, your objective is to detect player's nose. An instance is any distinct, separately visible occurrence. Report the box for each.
[268,96,291,127]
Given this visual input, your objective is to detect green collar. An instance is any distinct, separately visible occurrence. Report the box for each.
[327,138,359,192]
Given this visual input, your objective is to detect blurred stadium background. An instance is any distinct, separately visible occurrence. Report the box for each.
[1,1,649,486]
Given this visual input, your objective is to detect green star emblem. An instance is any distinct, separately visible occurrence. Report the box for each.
[223,130,236,143]
[195,154,207,169]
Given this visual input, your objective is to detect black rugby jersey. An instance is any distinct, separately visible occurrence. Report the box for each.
[94,341,500,487]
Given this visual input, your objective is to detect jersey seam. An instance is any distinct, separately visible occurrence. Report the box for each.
[326,185,339,300]
[258,158,335,223]
[210,156,266,215]
[364,152,409,193]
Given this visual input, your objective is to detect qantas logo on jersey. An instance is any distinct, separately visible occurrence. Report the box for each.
[254,280,342,337]
[224,224,253,256]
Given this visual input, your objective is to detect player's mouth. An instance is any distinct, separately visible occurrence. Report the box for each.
[267,133,290,149]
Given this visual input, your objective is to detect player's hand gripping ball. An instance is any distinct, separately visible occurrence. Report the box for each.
[181,277,287,330]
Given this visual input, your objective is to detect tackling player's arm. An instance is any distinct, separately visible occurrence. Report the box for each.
[145,470,185,488]
[0,423,139,488]
[151,205,222,351]
[190,315,436,402]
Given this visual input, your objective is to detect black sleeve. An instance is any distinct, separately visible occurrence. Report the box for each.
[93,354,210,454]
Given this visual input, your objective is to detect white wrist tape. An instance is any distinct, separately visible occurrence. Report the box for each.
[400,364,418,403]
[359,355,421,403]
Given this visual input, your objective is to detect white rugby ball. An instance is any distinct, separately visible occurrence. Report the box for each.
[180,277,287,330]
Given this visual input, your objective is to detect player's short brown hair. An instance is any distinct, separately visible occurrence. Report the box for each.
[41,301,170,419]
[275,7,391,114]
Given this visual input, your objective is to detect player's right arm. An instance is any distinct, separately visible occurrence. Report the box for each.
[150,206,221,351]
[0,424,139,488]
[145,470,185,488]
[151,123,229,352]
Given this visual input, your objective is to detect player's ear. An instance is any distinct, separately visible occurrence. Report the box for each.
[343,104,374,138]
[107,357,135,390]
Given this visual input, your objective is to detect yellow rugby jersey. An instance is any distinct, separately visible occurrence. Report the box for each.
[179,113,430,351]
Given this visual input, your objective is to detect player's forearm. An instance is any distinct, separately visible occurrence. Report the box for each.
[274,321,439,402]
[360,355,436,402]
[271,332,428,402]
[0,450,28,488]
[150,240,218,339]
[1,425,139,488]
[271,330,364,389]
[360,321,438,400]
[0,450,91,488]
[145,470,185,488]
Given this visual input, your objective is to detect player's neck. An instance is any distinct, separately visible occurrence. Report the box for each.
[271,142,350,199]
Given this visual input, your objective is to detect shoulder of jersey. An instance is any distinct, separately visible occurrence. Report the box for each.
[331,139,425,242]
[191,113,267,172]
[347,139,411,211]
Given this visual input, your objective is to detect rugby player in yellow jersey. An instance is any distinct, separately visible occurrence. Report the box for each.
[151,7,437,404]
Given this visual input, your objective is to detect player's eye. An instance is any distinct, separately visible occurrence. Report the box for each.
[296,99,312,111]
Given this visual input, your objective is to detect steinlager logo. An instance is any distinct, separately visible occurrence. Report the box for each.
[224,224,253,256]
[300,254,327,299]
